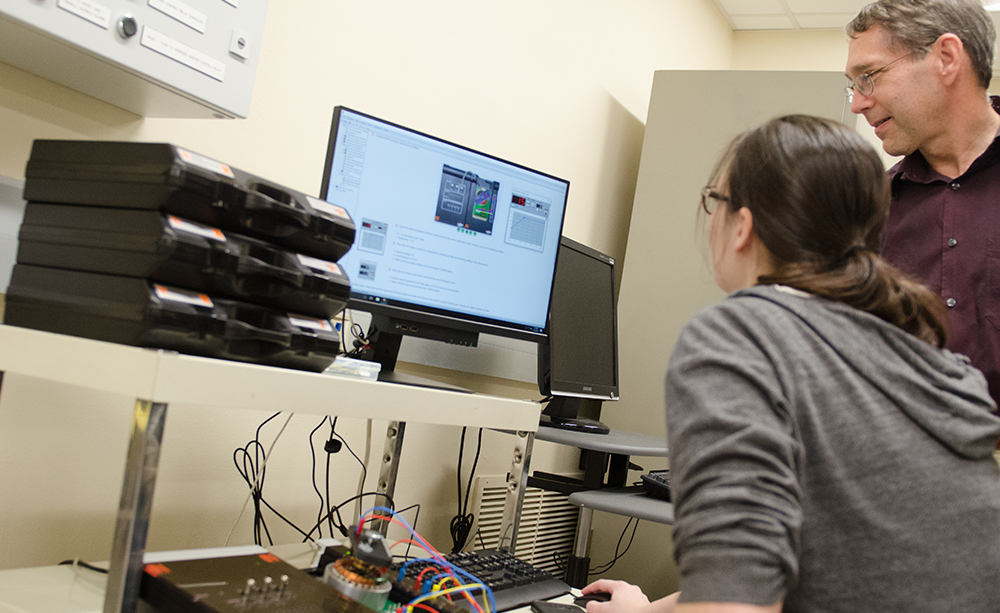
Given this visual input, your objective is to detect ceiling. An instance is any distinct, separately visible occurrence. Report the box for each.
[711,0,1000,31]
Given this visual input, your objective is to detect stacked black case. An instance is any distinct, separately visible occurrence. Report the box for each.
[5,141,356,373]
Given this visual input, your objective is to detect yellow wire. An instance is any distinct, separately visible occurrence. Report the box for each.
[407,583,492,613]
[432,576,462,591]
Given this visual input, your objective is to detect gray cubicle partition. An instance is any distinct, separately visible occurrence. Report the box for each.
[603,69,857,592]
[0,175,26,320]
[614,70,856,436]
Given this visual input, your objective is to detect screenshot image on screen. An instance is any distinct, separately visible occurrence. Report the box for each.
[319,107,570,387]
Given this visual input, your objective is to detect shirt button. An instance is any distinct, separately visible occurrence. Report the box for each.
[950,182,961,190]
[948,238,958,247]
[946,297,957,308]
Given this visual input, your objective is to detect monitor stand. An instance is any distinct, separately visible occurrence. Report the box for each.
[377,369,472,394]
[538,414,611,434]
[539,396,610,434]
[359,319,474,394]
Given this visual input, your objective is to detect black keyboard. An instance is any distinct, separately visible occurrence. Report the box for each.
[640,469,671,501]
[396,549,571,612]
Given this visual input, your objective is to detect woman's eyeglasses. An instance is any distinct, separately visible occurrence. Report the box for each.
[701,186,730,215]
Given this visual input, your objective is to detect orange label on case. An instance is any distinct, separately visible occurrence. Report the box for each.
[154,284,213,308]
[144,563,171,577]
[296,253,343,276]
[288,315,333,332]
[176,148,235,178]
[167,215,225,241]
[307,196,349,220]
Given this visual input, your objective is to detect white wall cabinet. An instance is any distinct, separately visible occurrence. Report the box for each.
[0,0,268,118]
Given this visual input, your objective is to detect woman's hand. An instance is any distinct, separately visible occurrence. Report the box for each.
[579,579,654,613]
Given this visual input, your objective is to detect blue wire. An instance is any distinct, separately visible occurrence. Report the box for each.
[359,506,497,613]
[399,557,496,612]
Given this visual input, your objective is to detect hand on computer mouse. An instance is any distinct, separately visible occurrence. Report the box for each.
[573,592,612,606]
[578,579,650,613]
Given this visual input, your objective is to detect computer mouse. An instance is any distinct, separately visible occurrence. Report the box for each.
[573,592,613,606]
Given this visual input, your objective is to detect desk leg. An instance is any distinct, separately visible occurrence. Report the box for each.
[373,421,405,535]
[104,399,167,613]
[565,506,593,588]
[498,430,533,553]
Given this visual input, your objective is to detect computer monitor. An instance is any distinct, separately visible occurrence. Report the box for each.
[319,107,569,389]
[537,236,619,433]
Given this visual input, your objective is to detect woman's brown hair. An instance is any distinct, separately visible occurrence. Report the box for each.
[713,114,949,347]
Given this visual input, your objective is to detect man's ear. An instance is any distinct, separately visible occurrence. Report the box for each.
[732,206,756,253]
[933,32,964,85]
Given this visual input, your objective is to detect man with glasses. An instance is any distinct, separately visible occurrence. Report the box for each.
[846,0,1000,412]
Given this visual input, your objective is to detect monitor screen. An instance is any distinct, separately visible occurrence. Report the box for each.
[319,107,569,348]
[537,236,618,432]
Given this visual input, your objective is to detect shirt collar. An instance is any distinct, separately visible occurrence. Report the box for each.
[889,95,1000,185]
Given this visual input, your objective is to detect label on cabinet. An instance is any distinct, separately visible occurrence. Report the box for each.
[141,26,226,82]
[149,0,208,33]
[56,0,110,29]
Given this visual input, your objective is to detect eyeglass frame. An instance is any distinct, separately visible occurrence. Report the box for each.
[844,50,919,103]
[701,186,730,215]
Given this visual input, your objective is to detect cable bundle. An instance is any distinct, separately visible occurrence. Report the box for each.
[357,506,496,613]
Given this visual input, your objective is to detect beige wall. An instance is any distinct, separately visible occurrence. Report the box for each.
[0,0,735,573]
[731,29,849,71]
[732,29,900,168]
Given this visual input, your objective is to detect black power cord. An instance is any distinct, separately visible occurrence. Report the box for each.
[450,427,483,553]
[234,412,319,546]
[589,518,640,575]
[305,491,396,541]
[59,559,108,574]
[233,412,282,546]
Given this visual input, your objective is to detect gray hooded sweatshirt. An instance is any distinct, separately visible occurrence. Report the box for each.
[665,285,1000,612]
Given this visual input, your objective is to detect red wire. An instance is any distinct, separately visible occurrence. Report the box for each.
[415,565,440,589]
[361,514,443,560]
[407,564,487,613]
[392,538,430,552]
[400,604,439,613]
[360,512,485,613]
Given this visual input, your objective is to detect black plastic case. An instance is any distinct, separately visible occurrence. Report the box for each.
[23,140,356,262]
[5,265,341,372]
[17,203,350,319]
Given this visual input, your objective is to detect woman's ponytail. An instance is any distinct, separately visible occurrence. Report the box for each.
[719,115,949,347]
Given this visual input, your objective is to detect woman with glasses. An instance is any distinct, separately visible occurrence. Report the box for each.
[581,115,1000,613]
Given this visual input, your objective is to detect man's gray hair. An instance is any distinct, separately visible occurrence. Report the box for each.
[847,0,996,89]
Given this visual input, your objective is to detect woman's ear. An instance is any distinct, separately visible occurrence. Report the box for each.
[731,206,756,253]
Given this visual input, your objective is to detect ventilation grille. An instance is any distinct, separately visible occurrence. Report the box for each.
[469,474,579,575]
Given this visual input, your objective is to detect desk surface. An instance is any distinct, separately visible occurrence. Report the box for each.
[535,426,668,456]
[568,488,674,525]
[0,544,579,613]
[0,324,541,432]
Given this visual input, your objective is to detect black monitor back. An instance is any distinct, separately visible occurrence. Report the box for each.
[537,236,618,432]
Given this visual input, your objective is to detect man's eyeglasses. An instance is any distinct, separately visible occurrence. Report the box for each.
[701,186,730,215]
[845,51,916,103]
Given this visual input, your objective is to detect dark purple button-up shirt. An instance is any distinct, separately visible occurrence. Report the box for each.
[882,97,1000,412]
